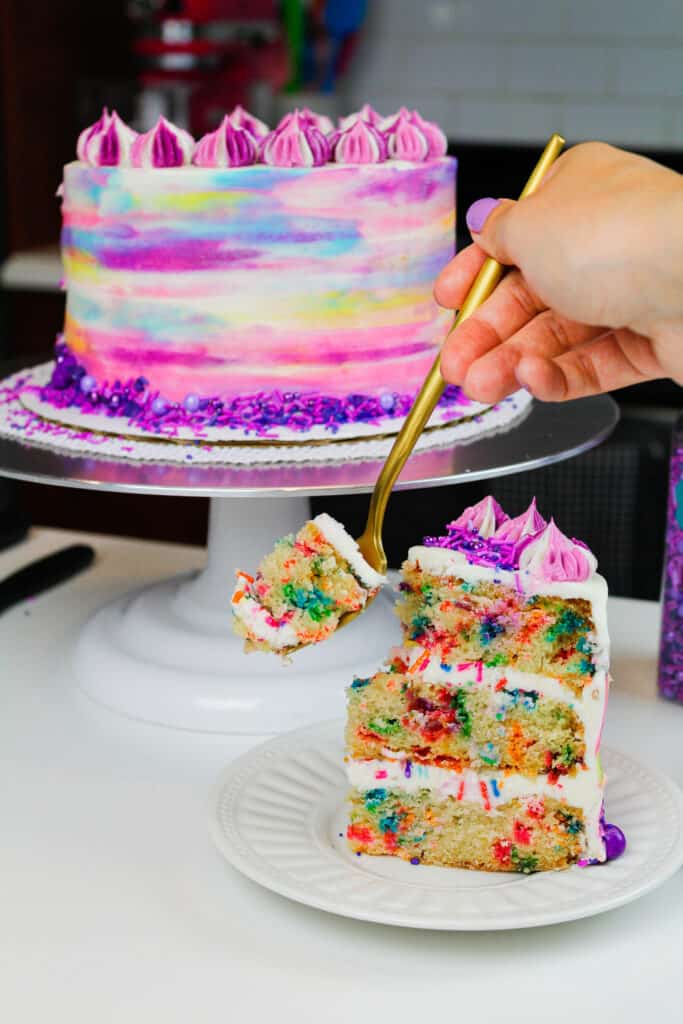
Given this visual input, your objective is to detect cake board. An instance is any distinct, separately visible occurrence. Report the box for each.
[0,393,619,734]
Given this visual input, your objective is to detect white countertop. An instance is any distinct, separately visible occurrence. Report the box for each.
[1,527,681,1022]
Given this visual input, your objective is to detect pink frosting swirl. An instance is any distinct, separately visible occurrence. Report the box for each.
[451,496,509,538]
[227,104,270,140]
[298,107,335,135]
[379,106,411,132]
[386,110,431,161]
[330,120,387,164]
[518,519,598,582]
[131,116,195,168]
[409,110,448,158]
[260,111,331,168]
[193,117,256,167]
[77,109,138,167]
[382,108,448,161]
[494,498,547,544]
[338,103,383,130]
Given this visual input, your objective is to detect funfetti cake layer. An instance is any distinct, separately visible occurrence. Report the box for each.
[36,104,485,442]
[397,501,608,694]
[346,769,595,872]
[232,513,386,653]
[345,497,622,873]
[346,652,608,777]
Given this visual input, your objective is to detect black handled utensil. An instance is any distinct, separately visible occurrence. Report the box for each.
[0,544,95,615]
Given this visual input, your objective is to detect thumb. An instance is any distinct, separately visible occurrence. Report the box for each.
[465,197,519,265]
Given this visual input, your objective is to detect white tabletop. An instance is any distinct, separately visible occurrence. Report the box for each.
[1,527,681,1022]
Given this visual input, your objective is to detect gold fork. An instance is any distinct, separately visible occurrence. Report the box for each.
[348,134,566,613]
[286,132,565,652]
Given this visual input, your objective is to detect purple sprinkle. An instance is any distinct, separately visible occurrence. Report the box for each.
[410,856,420,865]
[39,341,473,440]
[403,759,412,778]
[423,524,529,572]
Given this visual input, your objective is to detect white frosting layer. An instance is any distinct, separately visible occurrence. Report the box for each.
[396,647,608,767]
[314,514,386,588]
[405,545,610,672]
[231,576,298,650]
[347,756,605,861]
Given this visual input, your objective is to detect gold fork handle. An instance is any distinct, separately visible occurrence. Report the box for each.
[362,131,567,559]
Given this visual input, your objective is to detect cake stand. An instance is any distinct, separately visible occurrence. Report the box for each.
[0,395,618,733]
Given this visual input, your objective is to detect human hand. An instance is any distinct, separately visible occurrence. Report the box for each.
[435,142,683,402]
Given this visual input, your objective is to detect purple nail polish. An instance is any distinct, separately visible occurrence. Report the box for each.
[466,197,501,235]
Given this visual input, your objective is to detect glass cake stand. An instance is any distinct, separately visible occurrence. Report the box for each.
[0,394,618,733]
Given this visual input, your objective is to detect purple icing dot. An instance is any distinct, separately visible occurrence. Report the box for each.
[603,822,626,860]
[183,393,200,412]
[80,375,96,393]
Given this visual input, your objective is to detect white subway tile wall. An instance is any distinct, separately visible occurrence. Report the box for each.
[345,0,683,147]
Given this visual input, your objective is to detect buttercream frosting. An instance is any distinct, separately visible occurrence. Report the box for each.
[331,120,387,164]
[298,106,335,135]
[131,116,195,168]
[450,495,508,538]
[231,573,298,650]
[519,519,598,582]
[260,111,331,167]
[193,117,256,167]
[379,106,410,132]
[338,103,383,130]
[386,110,430,161]
[227,104,270,139]
[77,109,138,167]
[409,110,448,158]
[494,498,546,543]
[313,513,387,588]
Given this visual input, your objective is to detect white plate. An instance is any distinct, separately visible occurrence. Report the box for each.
[210,720,683,930]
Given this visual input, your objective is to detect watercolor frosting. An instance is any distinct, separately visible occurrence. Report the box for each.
[50,105,461,439]
[33,105,545,443]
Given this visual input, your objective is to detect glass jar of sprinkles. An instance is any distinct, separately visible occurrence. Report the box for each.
[658,414,683,702]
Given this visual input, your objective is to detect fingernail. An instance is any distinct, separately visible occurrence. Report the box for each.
[466,197,501,235]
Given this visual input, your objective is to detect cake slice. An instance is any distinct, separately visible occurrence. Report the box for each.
[346,497,624,872]
[232,513,386,653]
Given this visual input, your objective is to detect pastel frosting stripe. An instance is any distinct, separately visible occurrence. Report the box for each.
[60,158,457,403]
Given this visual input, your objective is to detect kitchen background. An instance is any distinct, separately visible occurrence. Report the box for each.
[0,0,681,597]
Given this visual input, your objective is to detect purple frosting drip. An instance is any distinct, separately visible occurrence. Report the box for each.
[43,341,471,439]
